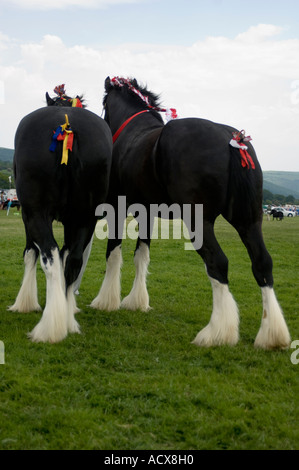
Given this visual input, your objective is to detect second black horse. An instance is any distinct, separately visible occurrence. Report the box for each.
[91,76,290,350]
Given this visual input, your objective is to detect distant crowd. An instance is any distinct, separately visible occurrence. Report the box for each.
[0,189,20,210]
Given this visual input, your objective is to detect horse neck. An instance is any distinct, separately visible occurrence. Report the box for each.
[107,95,162,135]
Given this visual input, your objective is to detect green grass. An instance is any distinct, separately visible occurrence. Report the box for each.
[0,208,298,450]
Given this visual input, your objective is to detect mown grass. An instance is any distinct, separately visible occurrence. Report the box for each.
[0,208,298,450]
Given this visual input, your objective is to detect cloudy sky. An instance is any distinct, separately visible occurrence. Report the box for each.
[1,0,299,171]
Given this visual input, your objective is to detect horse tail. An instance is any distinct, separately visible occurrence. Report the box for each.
[224,143,263,226]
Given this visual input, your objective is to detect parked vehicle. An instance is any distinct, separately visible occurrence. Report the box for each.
[275,207,296,217]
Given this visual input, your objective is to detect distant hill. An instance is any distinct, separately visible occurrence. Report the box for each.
[263,171,299,199]
[0,147,14,162]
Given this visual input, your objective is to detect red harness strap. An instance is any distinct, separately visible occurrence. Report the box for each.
[112,110,149,143]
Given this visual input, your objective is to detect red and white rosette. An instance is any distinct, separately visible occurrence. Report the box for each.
[230,130,255,169]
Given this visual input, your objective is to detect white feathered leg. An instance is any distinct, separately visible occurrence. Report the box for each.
[66,284,81,334]
[121,241,151,311]
[28,247,68,343]
[9,248,41,312]
[90,245,122,311]
[254,286,291,350]
[192,277,239,346]
[73,235,94,295]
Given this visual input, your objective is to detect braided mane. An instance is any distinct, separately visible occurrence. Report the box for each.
[105,77,161,108]
[126,78,161,108]
[104,77,177,121]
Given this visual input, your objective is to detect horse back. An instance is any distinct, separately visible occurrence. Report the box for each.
[155,117,262,214]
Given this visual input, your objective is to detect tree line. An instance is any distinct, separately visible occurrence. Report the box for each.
[0,161,14,189]
[263,189,298,206]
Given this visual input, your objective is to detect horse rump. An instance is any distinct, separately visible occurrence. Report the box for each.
[224,144,263,226]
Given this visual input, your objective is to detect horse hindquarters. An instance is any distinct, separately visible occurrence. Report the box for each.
[156,121,239,346]
[160,123,289,349]
[12,107,112,343]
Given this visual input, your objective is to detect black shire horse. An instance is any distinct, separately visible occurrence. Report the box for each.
[10,85,112,343]
[91,76,291,350]
[270,209,284,221]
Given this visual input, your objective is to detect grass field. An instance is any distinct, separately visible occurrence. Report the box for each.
[0,207,298,450]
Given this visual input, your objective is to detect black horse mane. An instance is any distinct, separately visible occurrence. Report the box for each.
[104,77,161,110]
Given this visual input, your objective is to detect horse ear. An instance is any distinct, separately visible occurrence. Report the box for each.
[105,77,111,92]
[45,92,54,106]
[132,78,138,88]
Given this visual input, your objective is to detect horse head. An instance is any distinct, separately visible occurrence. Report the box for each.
[46,84,84,108]
[103,76,168,129]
